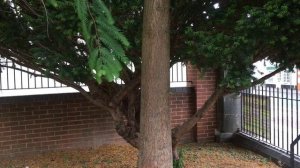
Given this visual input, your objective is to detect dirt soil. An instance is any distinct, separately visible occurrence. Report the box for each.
[0,143,281,168]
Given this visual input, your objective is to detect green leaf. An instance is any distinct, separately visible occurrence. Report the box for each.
[293,19,300,25]
[48,0,58,8]
[280,36,288,42]
[88,49,99,69]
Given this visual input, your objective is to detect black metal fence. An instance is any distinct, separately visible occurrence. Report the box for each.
[241,85,300,158]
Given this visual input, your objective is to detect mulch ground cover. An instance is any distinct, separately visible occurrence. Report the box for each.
[0,143,281,168]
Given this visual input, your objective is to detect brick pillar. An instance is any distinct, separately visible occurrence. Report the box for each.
[187,64,217,142]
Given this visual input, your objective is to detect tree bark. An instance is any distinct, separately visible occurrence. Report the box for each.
[138,0,172,167]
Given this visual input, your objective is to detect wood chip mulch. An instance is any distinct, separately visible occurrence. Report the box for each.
[0,143,281,168]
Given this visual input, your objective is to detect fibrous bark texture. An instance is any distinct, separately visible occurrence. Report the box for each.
[138,0,172,167]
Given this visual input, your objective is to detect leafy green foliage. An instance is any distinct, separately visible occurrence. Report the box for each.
[0,0,299,90]
[74,0,129,83]
[181,0,300,89]
[0,0,129,83]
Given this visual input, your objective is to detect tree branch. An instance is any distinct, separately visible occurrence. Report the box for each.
[230,65,287,94]
[17,0,42,17]
[110,73,141,106]
[119,63,134,83]
[172,87,225,142]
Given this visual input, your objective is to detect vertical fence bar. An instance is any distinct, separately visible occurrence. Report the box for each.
[261,86,264,140]
[265,87,269,142]
[290,87,294,153]
[251,87,254,136]
[20,65,23,89]
[297,87,299,155]
[244,89,250,132]
[252,87,255,136]
[249,87,252,135]
[246,88,252,134]
[6,59,9,89]
[272,87,276,145]
[27,67,30,88]
[250,87,252,135]
[171,65,174,82]
[255,86,258,137]
[245,88,247,133]
[181,63,184,81]
[282,87,284,150]
[245,89,250,134]
[41,73,43,88]
[34,70,36,88]
[287,87,289,153]
[258,86,261,140]
[266,87,272,144]
[243,90,245,132]
[176,63,179,82]
[241,90,243,132]
[13,63,16,89]
[261,86,267,141]
[278,87,280,148]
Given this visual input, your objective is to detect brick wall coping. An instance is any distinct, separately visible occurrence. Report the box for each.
[170,87,194,94]
[0,87,194,103]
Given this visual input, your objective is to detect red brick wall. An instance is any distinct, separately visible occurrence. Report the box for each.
[187,64,217,142]
[170,88,196,143]
[0,65,217,158]
[0,88,196,158]
[0,94,124,158]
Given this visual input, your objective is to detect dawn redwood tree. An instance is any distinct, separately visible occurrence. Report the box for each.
[139,0,172,167]
[0,0,300,164]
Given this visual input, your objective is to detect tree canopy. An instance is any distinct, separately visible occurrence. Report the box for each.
[184,0,300,89]
[0,0,300,159]
[1,0,299,88]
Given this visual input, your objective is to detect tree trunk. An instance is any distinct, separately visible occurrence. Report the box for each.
[138,0,172,167]
[172,143,179,160]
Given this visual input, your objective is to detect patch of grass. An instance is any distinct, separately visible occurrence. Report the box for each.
[173,149,184,168]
